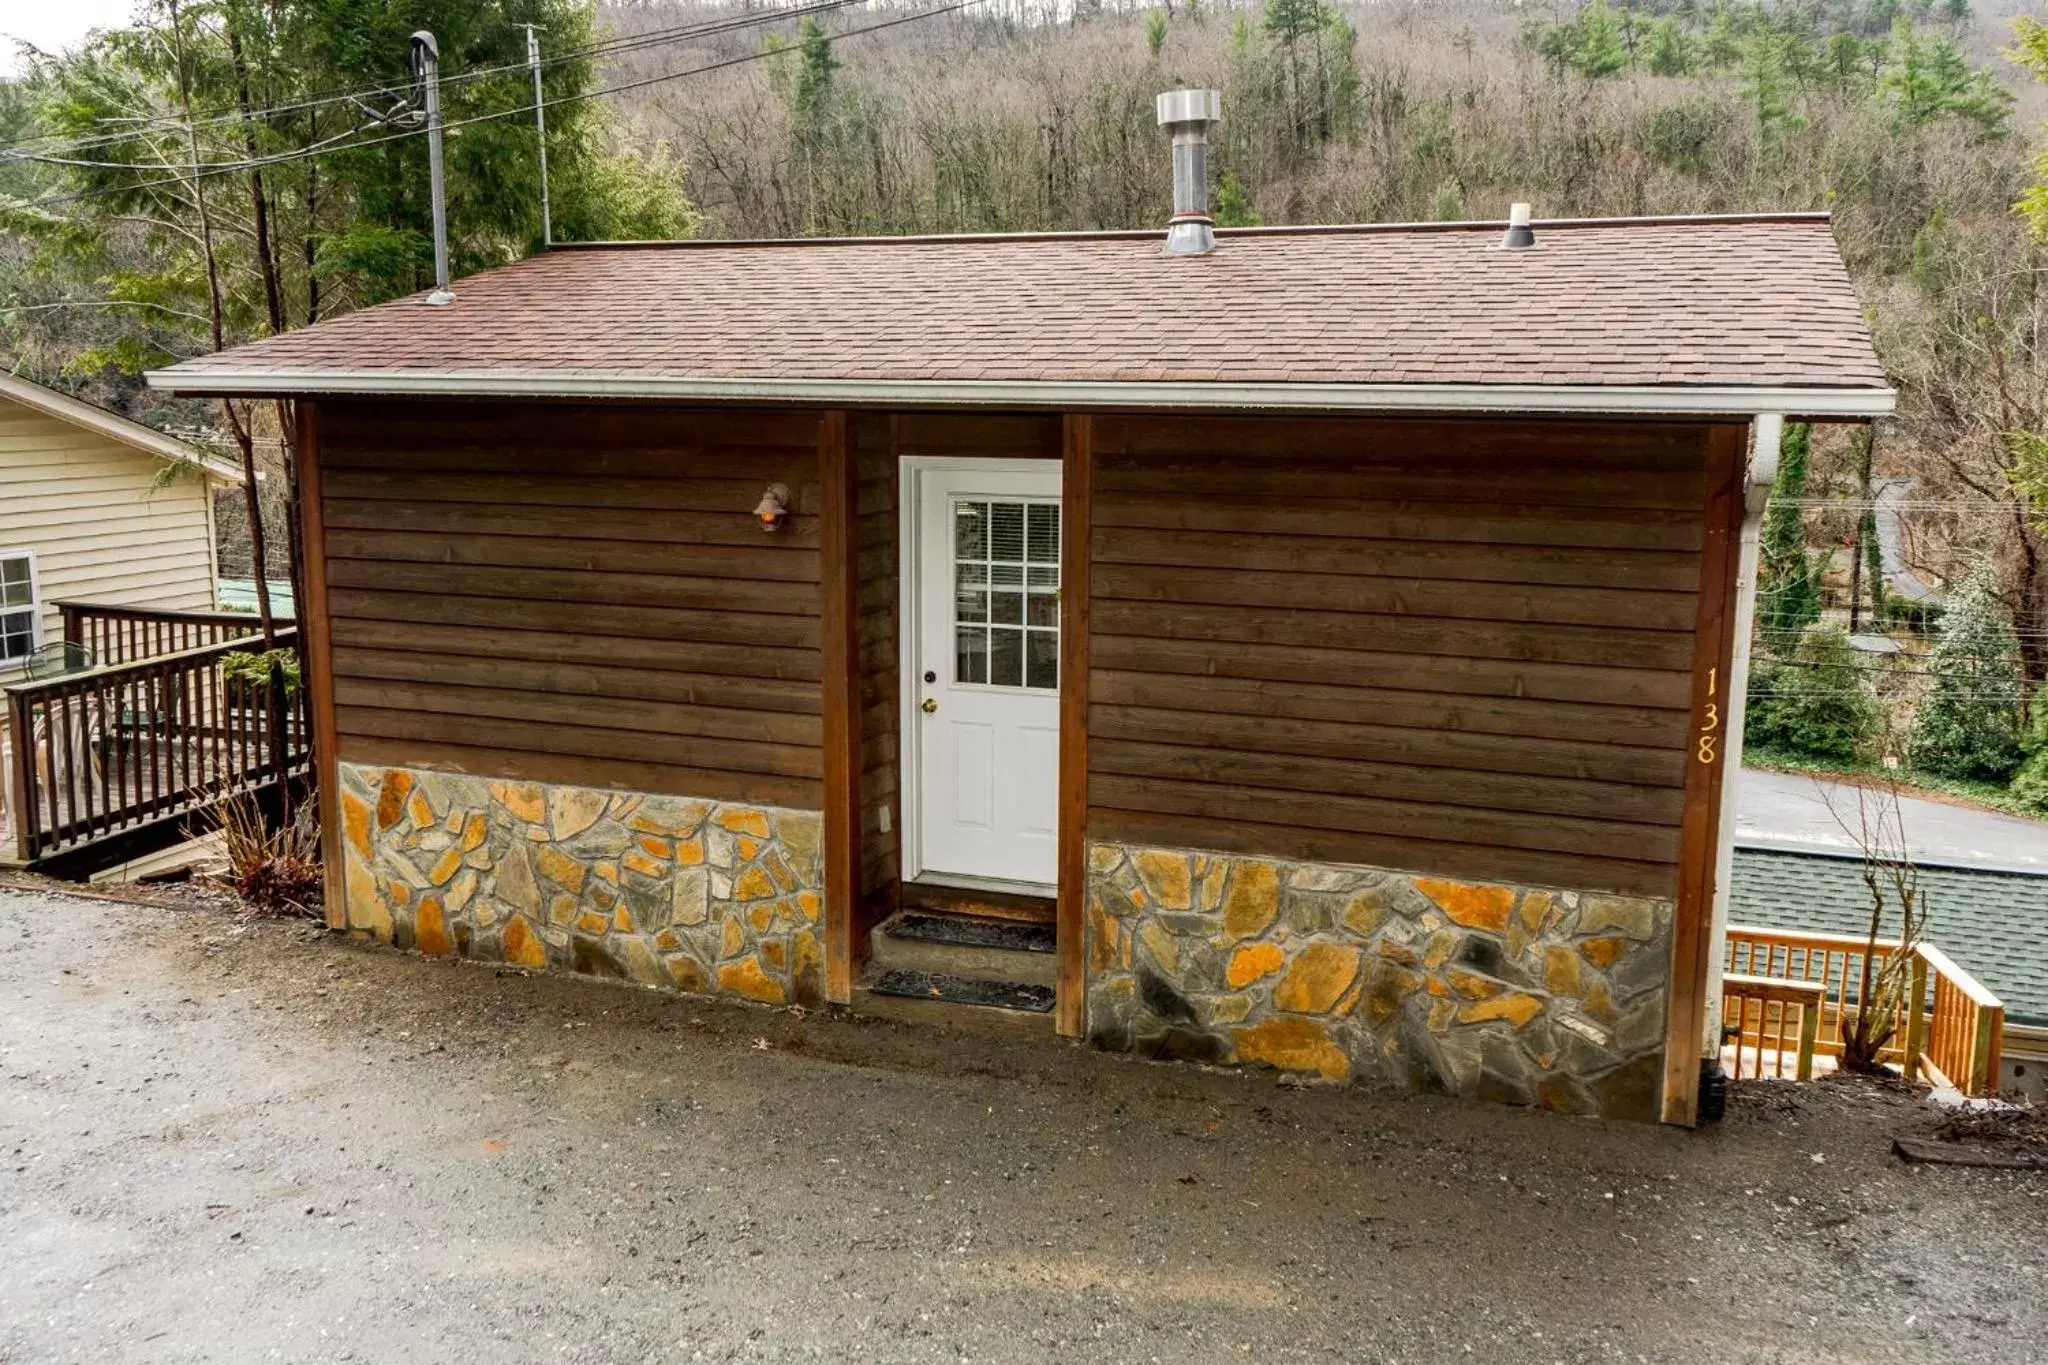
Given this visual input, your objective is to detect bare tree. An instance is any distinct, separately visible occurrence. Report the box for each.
[1817,761,1927,1074]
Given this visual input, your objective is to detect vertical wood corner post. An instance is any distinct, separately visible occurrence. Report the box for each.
[820,409,863,1005]
[1056,414,1094,1038]
[1660,418,1774,1125]
[295,400,344,930]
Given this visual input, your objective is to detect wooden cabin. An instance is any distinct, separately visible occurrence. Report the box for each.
[151,210,1890,1125]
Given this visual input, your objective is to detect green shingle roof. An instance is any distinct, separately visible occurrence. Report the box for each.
[1730,847,2048,1027]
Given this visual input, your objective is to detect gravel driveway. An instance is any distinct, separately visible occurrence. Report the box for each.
[1,884,2040,1364]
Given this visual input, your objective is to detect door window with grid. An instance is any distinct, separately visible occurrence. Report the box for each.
[952,499,1058,690]
[0,553,38,664]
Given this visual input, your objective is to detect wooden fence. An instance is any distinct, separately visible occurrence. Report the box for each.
[5,628,306,870]
[1725,924,2005,1096]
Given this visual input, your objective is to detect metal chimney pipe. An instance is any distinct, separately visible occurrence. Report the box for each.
[412,30,455,305]
[1156,88,1222,256]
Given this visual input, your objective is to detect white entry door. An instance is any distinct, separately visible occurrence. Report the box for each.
[909,463,1062,889]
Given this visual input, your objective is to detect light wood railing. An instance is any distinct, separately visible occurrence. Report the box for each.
[1724,924,2005,1096]
[1722,973,1825,1081]
[1915,943,2004,1096]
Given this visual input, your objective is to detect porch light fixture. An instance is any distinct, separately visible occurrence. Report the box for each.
[754,483,791,530]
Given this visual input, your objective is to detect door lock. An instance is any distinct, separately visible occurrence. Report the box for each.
[920,698,938,714]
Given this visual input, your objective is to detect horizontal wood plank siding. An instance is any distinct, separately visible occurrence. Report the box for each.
[317,401,824,808]
[1088,415,1715,901]
[853,413,901,917]
[0,398,219,687]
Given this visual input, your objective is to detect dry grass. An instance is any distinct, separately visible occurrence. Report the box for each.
[210,789,324,920]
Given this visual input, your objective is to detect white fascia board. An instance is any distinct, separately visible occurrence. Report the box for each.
[144,368,1897,419]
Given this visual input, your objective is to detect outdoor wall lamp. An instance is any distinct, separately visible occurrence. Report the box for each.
[754,484,791,531]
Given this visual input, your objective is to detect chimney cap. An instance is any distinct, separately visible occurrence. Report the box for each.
[1156,88,1222,127]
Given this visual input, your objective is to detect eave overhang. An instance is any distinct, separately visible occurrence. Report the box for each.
[144,369,1896,421]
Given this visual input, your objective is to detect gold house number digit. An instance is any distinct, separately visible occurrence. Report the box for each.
[1697,666,1719,765]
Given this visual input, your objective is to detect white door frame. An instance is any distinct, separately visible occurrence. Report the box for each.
[897,456,1062,894]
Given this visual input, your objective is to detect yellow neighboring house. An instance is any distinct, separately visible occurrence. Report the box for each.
[0,371,243,683]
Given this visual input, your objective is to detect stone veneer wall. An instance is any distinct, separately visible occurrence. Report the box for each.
[338,763,825,1007]
[1085,843,1674,1122]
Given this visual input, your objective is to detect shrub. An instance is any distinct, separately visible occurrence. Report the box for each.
[1908,566,2024,783]
[1748,627,1884,762]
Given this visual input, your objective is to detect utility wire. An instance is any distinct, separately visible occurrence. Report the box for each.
[12,1,981,212]
[0,0,888,161]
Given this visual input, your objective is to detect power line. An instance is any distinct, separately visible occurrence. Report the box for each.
[0,0,888,162]
[12,1,982,213]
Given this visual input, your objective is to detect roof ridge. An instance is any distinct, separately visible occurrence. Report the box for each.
[547,211,1833,252]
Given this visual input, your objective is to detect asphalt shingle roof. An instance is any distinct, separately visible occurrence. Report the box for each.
[159,215,1886,392]
[1730,847,2048,1027]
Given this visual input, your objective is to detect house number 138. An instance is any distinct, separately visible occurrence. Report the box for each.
[1697,667,1719,765]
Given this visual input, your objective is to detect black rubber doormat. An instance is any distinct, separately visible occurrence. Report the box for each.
[884,912,1056,954]
[868,968,1056,1013]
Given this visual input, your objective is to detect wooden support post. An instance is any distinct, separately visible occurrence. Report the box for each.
[6,686,34,862]
[295,402,344,929]
[1905,951,1929,1083]
[820,409,862,1005]
[1660,423,1748,1126]
[1056,414,1093,1039]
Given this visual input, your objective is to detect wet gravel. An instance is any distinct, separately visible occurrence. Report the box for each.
[1,882,2042,1364]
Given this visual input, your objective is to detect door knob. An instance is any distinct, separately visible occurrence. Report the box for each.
[920,698,938,714]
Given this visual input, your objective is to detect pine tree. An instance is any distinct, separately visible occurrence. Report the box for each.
[1646,18,1692,75]
[1909,566,2025,781]
[1146,9,1169,58]
[1758,422,1821,641]
[1575,0,1630,78]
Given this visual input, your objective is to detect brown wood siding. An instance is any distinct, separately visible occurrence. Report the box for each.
[853,414,901,921]
[316,401,824,809]
[1086,415,1722,901]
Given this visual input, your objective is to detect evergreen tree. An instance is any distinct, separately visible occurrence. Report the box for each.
[1146,9,1169,58]
[1878,16,2010,131]
[1576,0,1631,78]
[1214,171,1261,226]
[1748,627,1883,762]
[2011,685,2048,813]
[1758,422,1821,641]
[1646,18,1693,75]
[1909,565,2025,781]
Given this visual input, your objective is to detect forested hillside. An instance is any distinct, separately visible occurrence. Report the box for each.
[3,0,2048,808]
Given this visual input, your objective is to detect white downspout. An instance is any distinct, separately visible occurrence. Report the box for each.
[1702,412,1782,1060]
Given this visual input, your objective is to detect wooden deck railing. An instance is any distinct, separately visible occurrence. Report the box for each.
[1725,924,2005,1096]
[58,601,272,667]
[5,629,306,867]
[1722,973,1825,1081]
[1916,943,2005,1096]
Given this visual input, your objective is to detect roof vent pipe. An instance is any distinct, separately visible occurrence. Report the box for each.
[411,30,455,306]
[1501,202,1535,251]
[1156,88,1222,256]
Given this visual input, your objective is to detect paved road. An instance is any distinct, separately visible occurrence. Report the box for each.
[1735,767,2047,871]
[3,885,2042,1364]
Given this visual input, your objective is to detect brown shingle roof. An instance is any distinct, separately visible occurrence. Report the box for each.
[155,215,1888,400]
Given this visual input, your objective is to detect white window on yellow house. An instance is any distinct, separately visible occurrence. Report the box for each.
[0,552,38,664]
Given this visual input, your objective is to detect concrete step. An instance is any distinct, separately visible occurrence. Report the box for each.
[868,911,1057,988]
[852,968,1057,1037]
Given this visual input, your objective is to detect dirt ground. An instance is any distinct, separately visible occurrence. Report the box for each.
[2,882,2042,1365]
